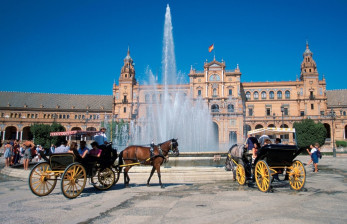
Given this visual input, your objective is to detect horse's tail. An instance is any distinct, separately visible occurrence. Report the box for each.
[118,150,124,171]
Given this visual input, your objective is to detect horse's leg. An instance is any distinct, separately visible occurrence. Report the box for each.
[154,163,164,188]
[147,166,156,187]
[123,166,131,188]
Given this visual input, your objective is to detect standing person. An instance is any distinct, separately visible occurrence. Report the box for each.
[22,145,32,170]
[50,144,55,154]
[3,141,13,167]
[23,140,36,161]
[78,141,89,158]
[306,143,319,172]
[36,145,43,161]
[94,127,108,147]
[12,140,20,165]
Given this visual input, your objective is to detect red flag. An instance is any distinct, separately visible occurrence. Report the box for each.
[208,44,214,52]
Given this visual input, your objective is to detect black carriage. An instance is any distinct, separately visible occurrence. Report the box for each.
[228,128,306,192]
[28,131,119,199]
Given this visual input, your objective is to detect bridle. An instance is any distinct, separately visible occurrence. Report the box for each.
[169,139,179,156]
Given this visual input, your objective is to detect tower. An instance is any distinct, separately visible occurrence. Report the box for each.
[113,47,138,120]
[300,41,318,81]
[297,42,326,116]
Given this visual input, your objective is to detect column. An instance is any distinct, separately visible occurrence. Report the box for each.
[16,131,19,140]
[20,131,23,141]
[206,84,208,97]
[2,131,5,141]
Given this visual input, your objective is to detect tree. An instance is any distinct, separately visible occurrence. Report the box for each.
[30,123,65,149]
[293,119,327,150]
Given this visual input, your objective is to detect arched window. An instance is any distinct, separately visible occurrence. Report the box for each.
[246,91,251,100]
[198,90,201,96]
[261,91,267,99]
[209,74,221,81]
[152,94,157,103]
[227,104,234,112]
[254,91,259,99]
[213,88,217,96]
[277,91,282,99]
[211,104,219,112]
[145,94,150,103]
[285,90,290,99]
[269,91,274,99]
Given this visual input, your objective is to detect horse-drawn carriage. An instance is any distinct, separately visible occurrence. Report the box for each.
[29,130,179,198]
[28,130,119,199]
[226,128,306,192]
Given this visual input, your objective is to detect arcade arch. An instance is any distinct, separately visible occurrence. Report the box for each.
[22,126,32,140]
[5,126,17,140]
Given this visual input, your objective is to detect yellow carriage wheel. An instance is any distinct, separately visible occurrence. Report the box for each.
[61,163,86,199]
[91,167,115,190]
[236,164,246,185]
[289,160,306,191]
[255,160,271,192]
[29,162,57,196]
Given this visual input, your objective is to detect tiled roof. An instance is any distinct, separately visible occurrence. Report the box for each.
[0,91,113,111]
[326,90,347,107]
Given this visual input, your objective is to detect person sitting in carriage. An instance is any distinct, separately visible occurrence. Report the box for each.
[55,140,69,153]
[78,141,89,158]
[89,141,102,158]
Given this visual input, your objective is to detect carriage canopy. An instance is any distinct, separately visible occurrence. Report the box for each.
[50,130,102,137]
[247,127,297,145]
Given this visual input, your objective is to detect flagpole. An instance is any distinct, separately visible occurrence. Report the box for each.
[214,44,215,60]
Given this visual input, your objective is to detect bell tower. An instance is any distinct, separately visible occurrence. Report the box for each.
[113,47,138,120]
[119,47,136,85]
[300,41,318,81]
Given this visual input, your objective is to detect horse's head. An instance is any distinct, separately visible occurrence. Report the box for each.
[170,138,179,156]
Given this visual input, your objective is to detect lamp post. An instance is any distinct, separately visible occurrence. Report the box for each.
[281,106,284,128]
[329,108,336,157]
[273,113,276,127]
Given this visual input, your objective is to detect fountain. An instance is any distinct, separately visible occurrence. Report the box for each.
[108,4,219,153]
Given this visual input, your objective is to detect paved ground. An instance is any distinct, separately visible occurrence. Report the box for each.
[0,155,347,224]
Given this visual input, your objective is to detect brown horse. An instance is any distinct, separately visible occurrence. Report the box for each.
[118,139,179,188]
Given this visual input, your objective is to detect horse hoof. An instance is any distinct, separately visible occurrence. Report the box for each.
[161,185,165,189]
[147,184,150,187]
[125,185,130,188]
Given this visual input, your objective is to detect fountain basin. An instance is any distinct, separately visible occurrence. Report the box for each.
[165,152,227,167]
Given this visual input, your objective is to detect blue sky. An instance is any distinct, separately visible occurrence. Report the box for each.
[1,0,346,95]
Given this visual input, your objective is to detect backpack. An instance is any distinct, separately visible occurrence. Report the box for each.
[316,150,322,159]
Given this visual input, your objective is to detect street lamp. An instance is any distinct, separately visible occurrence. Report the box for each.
[281,106,284,128]
[329,108,336,157]
[273,113,276,127]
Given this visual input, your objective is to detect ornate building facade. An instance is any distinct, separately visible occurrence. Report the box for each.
[112,44,346,149]
[1,44,346,150]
